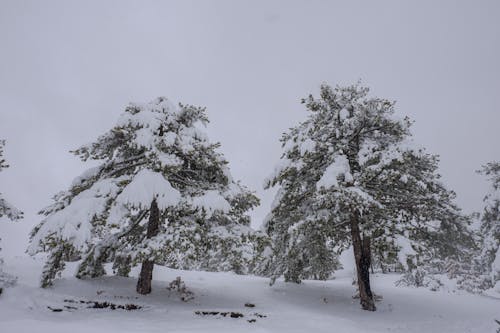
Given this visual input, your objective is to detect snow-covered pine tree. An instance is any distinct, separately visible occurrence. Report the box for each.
[461,162,500,293]
[29,98,259,294]
[477,162,500,290]
[0,140,23,293]
[262,83,473,311]
[0,140,22,222]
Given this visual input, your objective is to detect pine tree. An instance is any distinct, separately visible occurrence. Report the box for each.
[0,140,23,293]
[0,140,22,222]
[29,98,259,293]
[262,83,473,311]
[461,162,500,292]
[478,162,500,289]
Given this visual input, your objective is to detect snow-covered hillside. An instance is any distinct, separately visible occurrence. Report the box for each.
[0,255,498,333]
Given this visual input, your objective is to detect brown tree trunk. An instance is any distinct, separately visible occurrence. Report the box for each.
[136,199,160,295]
[350,211,376,311]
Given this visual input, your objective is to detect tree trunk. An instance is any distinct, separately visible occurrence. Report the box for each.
[350,211,376,311]
[136,199,160,295]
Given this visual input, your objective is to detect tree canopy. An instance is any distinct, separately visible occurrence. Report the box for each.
[261,83,473,310]
[29,98,260,289]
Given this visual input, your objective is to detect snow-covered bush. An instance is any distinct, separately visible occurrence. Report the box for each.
[167,276,194,302]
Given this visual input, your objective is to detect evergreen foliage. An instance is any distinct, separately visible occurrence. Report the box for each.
[261,83,474,309]
[0,140,22,291]
[28,98,260,290]
[0,140,23,221]
[459,162,500,292]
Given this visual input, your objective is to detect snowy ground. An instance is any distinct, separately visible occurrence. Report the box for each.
[0,255,499,333]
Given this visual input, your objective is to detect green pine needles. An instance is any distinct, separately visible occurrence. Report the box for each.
[29,98,261,291]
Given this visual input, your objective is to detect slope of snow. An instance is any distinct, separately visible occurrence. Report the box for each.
[0,255,498,333]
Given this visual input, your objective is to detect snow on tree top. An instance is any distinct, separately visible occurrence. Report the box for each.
[117,98,178,129]
[73,97,210,164]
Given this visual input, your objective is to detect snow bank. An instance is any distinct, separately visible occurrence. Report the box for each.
[2,257,500,333]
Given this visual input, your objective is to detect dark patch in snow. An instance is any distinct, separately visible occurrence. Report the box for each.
[194,310,268,322]
[194,311,244,318]
[195,311,221,316]
[88,301,141,310]
[53,299,144,311]
[113,295,139,300]
[244,303,255,308]
[47,306,63,312]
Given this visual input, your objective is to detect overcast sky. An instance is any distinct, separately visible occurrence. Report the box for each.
[1,0,499,257]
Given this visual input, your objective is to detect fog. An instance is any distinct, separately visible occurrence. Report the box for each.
[1,0,499,256]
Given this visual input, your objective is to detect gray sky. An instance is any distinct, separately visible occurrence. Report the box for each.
[1,0,499,257]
